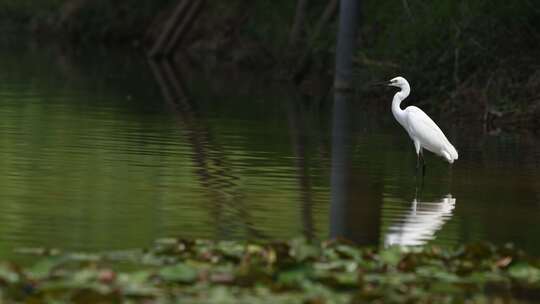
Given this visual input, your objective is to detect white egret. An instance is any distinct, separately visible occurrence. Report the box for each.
[387,76,458,175]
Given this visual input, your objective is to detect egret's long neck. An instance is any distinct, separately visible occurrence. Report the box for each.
[391,84,410,126]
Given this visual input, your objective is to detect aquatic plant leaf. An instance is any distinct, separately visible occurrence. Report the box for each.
[508,263,540,284]
[378,247,402,267]
[28,257,64,280]
[334,245,361,261]
[119,270,152,285]
[277,265,312,288]
[0,263,20,284]
[215,241,246,261]
[158,263,198,283]
[417,266,460,283]
[289,238,319,262]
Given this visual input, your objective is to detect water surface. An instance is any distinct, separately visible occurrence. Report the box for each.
[0,42,539,259]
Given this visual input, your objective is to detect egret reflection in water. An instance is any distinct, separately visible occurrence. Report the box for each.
[385,194,456,246]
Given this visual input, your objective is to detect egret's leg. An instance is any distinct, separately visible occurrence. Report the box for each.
[415,153,420,180]
[414,141,421,180]
[420,151,426,190]
[421,151,426,178]
[414,153,425,192]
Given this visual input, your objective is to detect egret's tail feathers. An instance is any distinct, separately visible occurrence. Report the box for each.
[442,144,458,164]
[449,144,458,160]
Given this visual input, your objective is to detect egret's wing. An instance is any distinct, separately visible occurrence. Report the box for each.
[405,106,453,153]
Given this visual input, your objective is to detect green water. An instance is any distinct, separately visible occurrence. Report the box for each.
[0,42,539,260]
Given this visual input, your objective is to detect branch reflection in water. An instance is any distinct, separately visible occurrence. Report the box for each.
[148,58,265,239]
[385,194,456,246]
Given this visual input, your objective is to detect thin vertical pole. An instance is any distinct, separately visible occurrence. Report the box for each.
[329,92,351,238]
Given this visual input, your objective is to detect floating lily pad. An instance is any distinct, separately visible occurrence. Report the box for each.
[158,263,198,283]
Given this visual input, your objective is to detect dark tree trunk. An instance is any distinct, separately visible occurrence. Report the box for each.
[289,0,310,48]
[334,0,360,90]
[292,0,338,83]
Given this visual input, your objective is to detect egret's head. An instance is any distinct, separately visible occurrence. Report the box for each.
[388,76,409,89]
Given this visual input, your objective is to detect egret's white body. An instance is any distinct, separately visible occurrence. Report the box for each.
[389,77,458,164]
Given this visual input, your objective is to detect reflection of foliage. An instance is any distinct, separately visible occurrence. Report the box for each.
[2,239,540,303]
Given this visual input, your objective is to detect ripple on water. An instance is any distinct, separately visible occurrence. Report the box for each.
[0,46,540,259]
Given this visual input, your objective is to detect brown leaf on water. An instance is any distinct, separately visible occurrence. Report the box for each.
[303,296,326,304]
[98,269,116,284]
[397,253,418,272]
[210,272,235,284]
[495,256,512,268]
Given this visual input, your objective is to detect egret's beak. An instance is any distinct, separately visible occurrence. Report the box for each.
[370,81,390,87]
